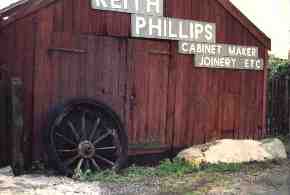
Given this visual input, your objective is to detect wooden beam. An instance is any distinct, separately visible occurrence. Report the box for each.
[10,78,25,176]
[48,47,87,54]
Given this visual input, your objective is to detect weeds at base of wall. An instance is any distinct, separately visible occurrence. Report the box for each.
[77,158,242,183]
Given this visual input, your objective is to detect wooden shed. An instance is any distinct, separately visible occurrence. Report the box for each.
[0,0,271,174]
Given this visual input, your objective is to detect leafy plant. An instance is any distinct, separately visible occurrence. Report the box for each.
[268,54,289,79]
[157,158,200,177]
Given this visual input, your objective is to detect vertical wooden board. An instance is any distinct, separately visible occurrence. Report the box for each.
[78,36,88,98]
[88,9,106,34]
[172,53,192,146]
[0,80,8,165]
[14,24,25,78]
[166,0,179,18]
[73,0,90,33]
[85,36,98,98]
[205,70,220,141]
[4,25,16,71]
[166,42,177,145]
[63,0,73,32]
[202,0,211,22]
[52,1,64,32]
[10,78,25,174]
[104,11,130,37]
[262,48,269,135]
[127,40,149,144]
[16,16,36,164]
[33,6,54,160]
[193,68,209,144]
[147,42,170,144]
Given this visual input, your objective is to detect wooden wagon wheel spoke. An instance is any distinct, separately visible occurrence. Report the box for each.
[94,154,115,166]
[81,111,87,139]
[95,146,117,150]
[89,117,101,141]
[84,159,90,170]
[68,121,80,141]
[75,158,84,173]
[57,148,78,153]
[56,132,77,146]
[65,154,81,166]
[91,159,100,170]
[93,129,113,145]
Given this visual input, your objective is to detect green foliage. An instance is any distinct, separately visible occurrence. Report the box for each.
[157,158,200,177]
[203,163,242,173]
[78,159,244,183]
[268,54,289,79]
[78,158,200,183]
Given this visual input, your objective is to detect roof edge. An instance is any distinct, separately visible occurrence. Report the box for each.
[0,0,29,15]
[0,0,272,50]
[217,0,271,50]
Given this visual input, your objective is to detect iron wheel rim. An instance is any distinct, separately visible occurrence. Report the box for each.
[48,101,125,175]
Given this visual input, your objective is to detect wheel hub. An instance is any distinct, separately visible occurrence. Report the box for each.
[78,141,96,158]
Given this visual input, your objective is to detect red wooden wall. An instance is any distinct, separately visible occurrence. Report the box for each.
[0,0,270,160]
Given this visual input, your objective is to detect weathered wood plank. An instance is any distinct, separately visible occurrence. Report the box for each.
[10,78,25,176]
[0,79,9,167]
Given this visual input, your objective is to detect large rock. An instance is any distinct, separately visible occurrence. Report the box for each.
[260,138,287,159]
[177,138,287,165]
[177,147,204,163]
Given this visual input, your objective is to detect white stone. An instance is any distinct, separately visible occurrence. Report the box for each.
[177,147,204,162]
[260,138,287,160]
[177,138,288,165]
[204,139,272,164]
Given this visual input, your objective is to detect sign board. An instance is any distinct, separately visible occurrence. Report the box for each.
[91,0,263,71]
[195,55,264,70]
[91,0,164,16]
[132,15,216,43]
[179,41,258,58]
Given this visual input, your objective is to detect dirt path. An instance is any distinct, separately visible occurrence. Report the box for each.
[0,160,290,195]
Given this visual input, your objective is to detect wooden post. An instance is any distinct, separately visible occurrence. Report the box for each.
[10,78,25,176]
[287,76,290,134]
[0,79,9,166]
[262,49,269,136]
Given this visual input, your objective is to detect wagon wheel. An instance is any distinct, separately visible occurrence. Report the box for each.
[45,99,128,176]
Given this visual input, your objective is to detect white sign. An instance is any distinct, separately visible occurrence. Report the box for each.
[131,15,216,43]
[91,0,164,16]
[91,0,263,71]
[195,55,264,70]
[179,41,258,58]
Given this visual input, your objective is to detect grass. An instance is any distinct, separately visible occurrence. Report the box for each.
[77,159,287,194]
[78,158,242,183]
[79,158,199,183]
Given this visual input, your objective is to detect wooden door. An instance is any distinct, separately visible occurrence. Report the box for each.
[126,40,171,153]
[47,34,128,122]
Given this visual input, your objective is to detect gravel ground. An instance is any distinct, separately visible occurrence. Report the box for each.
[0,160,290,195]
[0,167,161,195]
